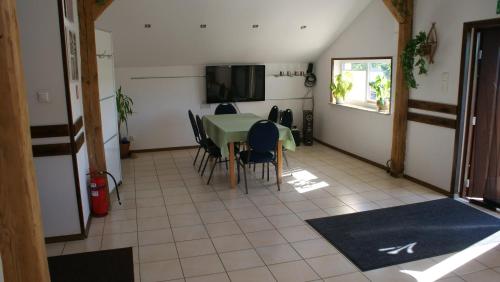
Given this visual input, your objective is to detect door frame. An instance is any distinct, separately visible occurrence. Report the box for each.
[453,18,500,198]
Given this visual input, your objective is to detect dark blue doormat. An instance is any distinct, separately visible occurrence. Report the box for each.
[48,247,134,282]
[306,199,500,271]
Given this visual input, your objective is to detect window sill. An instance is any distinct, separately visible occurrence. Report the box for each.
[328,102,391,115]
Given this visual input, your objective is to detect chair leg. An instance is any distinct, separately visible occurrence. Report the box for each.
[253,163,256,172]
[261,163,265,179]
[207,157,218,184]
[237,159,241,183]
[201,155,210,176]
[283,151,289,167]
[267,162,270,181]
[193,146,201,166]
[275,163,280,191]
[198,151,206,172]
[242,163,248,194]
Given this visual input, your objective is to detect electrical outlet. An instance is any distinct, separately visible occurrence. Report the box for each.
[37,91,50,103]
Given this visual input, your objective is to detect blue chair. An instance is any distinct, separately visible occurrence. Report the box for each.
[237,120,280,194]
[279,109,293,167]
[268,105,279,123]
[215,103,237,115]
[195,115,227,184]
[188,110,202,166]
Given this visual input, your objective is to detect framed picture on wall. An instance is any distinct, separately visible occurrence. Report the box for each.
[66,30,79,81]
[63,0,74,22]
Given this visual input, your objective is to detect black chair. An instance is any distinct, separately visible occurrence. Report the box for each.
[188,110,202,166]
[195,115,216,173]
[268,106,279,123]
[215,103,237,115]
[237,120,280,194]
[195,115,226,184]
[279,109,293,167]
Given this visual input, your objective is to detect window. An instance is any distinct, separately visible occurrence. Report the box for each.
[331,57,393,114]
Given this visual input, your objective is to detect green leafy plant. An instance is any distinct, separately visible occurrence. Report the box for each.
[116,86,134,142]
[369,75,391,102]
[330,73,353,103]
[402,31,429,89]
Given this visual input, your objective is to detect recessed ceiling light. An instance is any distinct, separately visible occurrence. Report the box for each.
[200,24,207,28]
[252,24,259,28]
[300,25,307,29]
[144,24,152,28]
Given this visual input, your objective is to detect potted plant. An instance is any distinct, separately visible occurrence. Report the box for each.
[402,31,430,89]
[330,73,353,104]
[116,86,134,158]
[369,75,391,112]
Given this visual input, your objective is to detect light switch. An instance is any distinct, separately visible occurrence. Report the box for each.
[37,91,50,103]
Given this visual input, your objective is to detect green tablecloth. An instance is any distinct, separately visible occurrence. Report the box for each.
[202,113,296,158]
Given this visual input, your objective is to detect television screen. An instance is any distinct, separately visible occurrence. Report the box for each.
[206,65,265,103]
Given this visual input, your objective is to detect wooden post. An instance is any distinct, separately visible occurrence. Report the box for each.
[78,0,108,175]
[0,0,50,281]
[383,0,413,176]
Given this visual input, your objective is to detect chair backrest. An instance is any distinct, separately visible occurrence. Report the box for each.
[247,120,279,153]
[195,115,208,144]
[268,105,279,123]
[188,110,200,143]
[280,109,293,129]
[215,103,237,115]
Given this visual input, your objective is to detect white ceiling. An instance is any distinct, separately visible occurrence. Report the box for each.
[96,0,372,67]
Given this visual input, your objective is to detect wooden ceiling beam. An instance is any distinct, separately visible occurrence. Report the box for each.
[93,0,114,20]
[383,0,408,24]
[0,0,50,281]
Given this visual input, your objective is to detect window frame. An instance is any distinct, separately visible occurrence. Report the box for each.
[330,56,393,115]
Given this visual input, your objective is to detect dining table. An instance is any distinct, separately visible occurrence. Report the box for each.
[202,113,296,189]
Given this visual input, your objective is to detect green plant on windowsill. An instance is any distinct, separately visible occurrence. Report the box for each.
[116,86,134,158]
[402,31,429,89]
[369,75,391,112]
[330,73,353,105]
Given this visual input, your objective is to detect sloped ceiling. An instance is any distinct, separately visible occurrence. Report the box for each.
[96,0,372,67]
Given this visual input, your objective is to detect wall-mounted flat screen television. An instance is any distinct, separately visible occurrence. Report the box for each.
[206,65,265,103]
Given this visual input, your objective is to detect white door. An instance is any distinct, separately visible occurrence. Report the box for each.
[96,29,122,190]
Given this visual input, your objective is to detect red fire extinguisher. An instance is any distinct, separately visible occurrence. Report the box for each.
[89,174,109,216]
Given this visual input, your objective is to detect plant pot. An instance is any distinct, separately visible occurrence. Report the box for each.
[120,142,131,159]
[377,99,390,112]
[335,97,345,105]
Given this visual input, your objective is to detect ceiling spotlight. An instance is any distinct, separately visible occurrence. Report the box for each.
[300,25,307,29]
[144,24,152,28]
[252,24,259,28]
[200,24,207,28]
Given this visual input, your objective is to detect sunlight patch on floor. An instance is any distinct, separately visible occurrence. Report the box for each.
[285,169,330,194]
[400,231,500,282]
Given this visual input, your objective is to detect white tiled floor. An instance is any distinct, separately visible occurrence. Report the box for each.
[46,144,500,282]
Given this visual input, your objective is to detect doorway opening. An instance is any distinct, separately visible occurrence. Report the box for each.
[455,18,500,211]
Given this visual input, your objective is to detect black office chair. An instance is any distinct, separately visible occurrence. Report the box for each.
[188,110,202,166]
[279,109,293,167]
[237,120,280,194]
[268,106,279,123]
[195,115,217,173]
[215,103,237,115]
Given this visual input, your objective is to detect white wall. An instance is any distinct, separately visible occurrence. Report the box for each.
[312,0,398,165]
[313,0,499,191]
[116,63,311,150]
[406,0,499,191]
[17,0,90,236]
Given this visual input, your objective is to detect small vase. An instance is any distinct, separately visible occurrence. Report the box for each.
[335,97,344,105]
[377,99,389,112]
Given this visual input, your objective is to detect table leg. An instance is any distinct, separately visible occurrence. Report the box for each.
[277,140,283,184]
[229,142,236,189]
